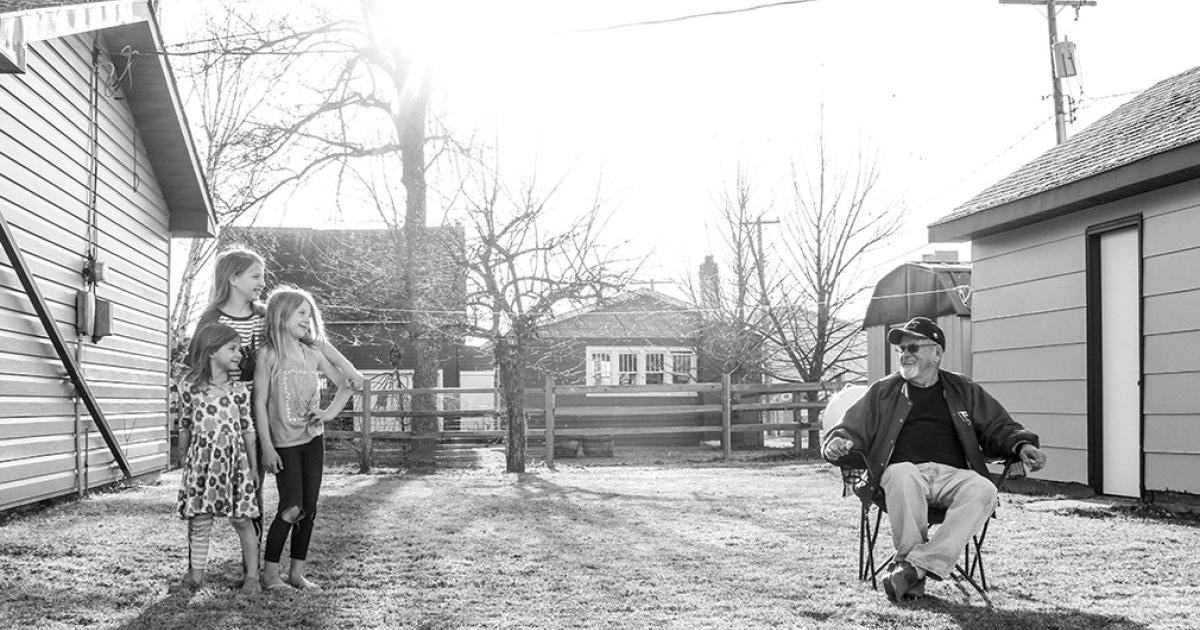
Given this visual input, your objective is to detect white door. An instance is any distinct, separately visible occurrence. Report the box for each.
[1099,227,1141,497]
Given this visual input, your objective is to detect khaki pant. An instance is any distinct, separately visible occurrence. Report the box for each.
[880,461,998,579]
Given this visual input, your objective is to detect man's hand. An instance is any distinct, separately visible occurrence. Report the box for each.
[824,436,855,461]
[1018,443,1047,472]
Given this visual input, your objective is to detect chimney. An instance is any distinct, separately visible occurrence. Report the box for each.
[699,255,720,311]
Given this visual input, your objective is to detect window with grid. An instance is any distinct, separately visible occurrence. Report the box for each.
[590,352,612,385]
[671,352,694,383]
[645,352,665,384]
[618,352,639,385]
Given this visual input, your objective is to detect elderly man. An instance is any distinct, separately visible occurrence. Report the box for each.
[823,316,1047,602]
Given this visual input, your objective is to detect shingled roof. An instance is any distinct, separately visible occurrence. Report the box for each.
[0,0,103,11]
[930,65,1200,241]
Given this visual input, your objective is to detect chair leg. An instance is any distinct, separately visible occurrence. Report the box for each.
[858,502,886,589]
[858,504,868,581]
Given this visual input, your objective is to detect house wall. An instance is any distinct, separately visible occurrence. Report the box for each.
[0,36,172,510]
[971,177,1200,494]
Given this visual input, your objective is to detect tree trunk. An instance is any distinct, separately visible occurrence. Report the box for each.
[497,317,532,473]
[496,334,527,473]
[396,60,436,470]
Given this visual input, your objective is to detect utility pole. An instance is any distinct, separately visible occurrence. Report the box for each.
[1000,0,1096,144]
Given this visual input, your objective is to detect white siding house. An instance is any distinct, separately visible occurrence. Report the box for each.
[0,0,213,511]
[930,66,1200,499]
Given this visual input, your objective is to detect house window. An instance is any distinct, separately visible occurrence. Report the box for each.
[585,346,697,387]
[671,352,693,384]
[618,352,639,385]
[590,352,612,385]
[645,352,665,384]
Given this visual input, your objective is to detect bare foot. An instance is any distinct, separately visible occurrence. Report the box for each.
[170,570,204,593]
[241,577,262,594]
[286,575,321,590]
[261,576,293,592]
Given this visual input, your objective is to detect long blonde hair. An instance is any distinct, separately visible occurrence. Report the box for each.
[262,286,325,370]
[203,247,266,319]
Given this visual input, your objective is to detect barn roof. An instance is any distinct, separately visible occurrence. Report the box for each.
[862,261,971,328]
[0,0,214,236]
[930,65,1200,242]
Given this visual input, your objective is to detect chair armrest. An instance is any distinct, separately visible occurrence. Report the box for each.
[989,455,1026,490]
[831,449,869,471]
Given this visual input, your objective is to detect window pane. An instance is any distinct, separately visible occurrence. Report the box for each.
[646,352,664,384]
[671,353,694,384]
[618,352,638,385]
[591,352,611,385]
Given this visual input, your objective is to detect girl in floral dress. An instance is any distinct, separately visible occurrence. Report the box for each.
[177,323,261,592]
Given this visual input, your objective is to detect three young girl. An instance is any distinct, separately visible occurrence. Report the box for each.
[177,247,360,592]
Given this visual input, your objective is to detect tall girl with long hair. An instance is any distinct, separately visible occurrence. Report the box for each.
[254,287,354,591]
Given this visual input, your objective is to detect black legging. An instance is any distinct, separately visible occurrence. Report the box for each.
[264,435,324,563]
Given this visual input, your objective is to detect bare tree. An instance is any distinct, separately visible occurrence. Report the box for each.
[680,166,770,379]
[448,152,636,473]
[166,1,464,467]
[167,3,326,363]
[753,134,903,453]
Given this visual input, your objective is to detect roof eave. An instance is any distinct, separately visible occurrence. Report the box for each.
[929,140,1200,242]
[1,1,150,72]
[1,0,216,237]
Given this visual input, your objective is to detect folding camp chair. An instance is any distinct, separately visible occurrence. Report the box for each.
[834,450,1024,600]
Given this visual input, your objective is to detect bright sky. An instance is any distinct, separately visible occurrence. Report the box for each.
[163,0,1200,317]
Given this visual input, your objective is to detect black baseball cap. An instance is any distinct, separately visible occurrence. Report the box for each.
[887,316,946,350]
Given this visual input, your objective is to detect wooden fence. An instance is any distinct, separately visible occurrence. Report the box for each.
[325,375,842,471]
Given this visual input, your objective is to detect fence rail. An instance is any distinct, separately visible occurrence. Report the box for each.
[334,375,842,471]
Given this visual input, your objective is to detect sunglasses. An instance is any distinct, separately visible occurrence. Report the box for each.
[895,342,935,354]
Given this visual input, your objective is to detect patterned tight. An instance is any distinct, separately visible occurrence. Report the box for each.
[187,515,214,570]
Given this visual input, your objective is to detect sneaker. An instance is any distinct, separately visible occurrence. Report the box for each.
[883,561,921,603]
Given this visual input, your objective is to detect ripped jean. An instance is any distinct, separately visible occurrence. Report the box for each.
[264,435,324,562]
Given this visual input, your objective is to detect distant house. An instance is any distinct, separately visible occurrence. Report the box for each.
[929,66,1200,499]
[529,288,733,446]
[863,257,972,382]
[1,1,214,510]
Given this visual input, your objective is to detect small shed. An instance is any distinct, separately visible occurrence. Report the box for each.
[929,65,1200,499]
[862,260,972,382]
[1,1,213,510]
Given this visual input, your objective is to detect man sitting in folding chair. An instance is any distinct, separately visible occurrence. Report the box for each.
[822,316,1047,602]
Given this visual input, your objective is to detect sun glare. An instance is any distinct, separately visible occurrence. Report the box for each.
[374,1,551,76]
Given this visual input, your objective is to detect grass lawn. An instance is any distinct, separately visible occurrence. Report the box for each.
[0,444,1196,629]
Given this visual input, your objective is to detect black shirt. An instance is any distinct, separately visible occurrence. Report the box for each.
[889,379,968,469]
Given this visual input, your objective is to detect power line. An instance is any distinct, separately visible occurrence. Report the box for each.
[319,284,971,318]
[570,0,822,33]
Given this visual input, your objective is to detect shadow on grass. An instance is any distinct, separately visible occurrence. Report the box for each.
[908,596,1150,630]
[112,473,443,630]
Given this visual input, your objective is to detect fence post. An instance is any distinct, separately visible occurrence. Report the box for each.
[722,373,732,460]
[544,374,556,468]
[359,380,373,473]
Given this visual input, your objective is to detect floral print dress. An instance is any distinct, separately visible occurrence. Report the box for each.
[177,381,260,519]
